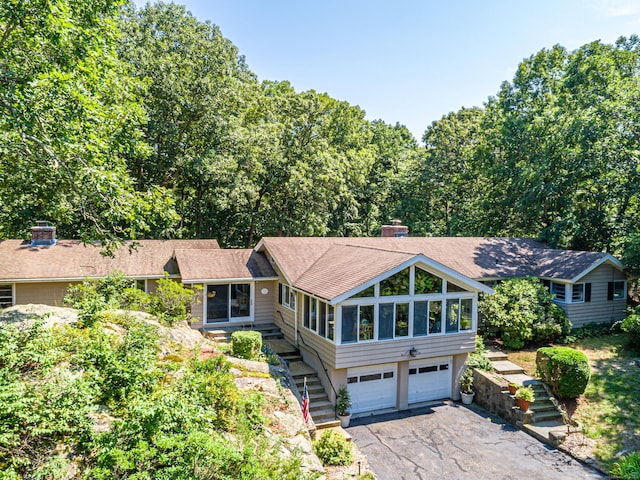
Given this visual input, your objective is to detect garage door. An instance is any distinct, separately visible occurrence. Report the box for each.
[408,356,452,404]
[347,363,397,414]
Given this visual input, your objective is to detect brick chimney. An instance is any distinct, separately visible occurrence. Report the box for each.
[381,219,408,238]
[31,221,57,246]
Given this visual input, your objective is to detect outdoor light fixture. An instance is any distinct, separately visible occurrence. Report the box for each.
[207,291,216,298]
[409,347,418,357]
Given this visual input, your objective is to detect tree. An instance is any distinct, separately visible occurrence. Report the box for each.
[0,0,176,250]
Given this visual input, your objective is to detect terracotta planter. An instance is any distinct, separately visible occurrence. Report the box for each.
[508,384,517,395]
[517,399,531,412]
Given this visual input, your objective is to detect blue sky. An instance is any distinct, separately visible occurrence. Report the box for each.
[133,0,640,141]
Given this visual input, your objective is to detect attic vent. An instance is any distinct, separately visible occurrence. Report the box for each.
[31,221,57,246]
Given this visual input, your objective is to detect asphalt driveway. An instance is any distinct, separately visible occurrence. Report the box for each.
[348,401,604,480]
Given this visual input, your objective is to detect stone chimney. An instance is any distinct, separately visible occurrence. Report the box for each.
[31,221,57,246]
[381,219,409,238]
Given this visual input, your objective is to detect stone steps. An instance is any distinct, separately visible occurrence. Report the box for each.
[492,360,526,376]
[201,323,283,343]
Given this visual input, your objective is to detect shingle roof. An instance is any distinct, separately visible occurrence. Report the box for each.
[294,244,414,299]
[258,237,621,299]
[0,239,220,281]
[175,249,276,282]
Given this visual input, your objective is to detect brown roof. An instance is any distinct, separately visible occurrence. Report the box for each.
[175,249,276,282]
[294,244,414,299]
[0,239,220,281]
[258,237,621,299]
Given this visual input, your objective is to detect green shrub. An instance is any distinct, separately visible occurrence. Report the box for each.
[231,331,263,360]
[621,306,640,349]
[536,346,590,398]
[313,429,353,466]
[479,278,570,349]
[467,335,494,371]
[611,452,640,479]
[147,273,201,326]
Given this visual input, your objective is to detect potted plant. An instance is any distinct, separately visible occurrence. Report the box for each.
[460,367,475,405]
[336,385,352,427]
[508,383,518,395]
[514,385,535,412]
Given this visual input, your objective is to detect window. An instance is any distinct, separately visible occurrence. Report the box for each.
[359,305,374,341]
[446,299,460,333]
[341,305,358,344]
[303,296,311,328]
[608,281,626,300]
[327,305,335,341]
[352,285,375,298]
[414,268,442,294]
[0,284,13,308]
[135,279,147,292]
[380,268,410,296]
[572,283,584,303]
[309,298,317,331]
[413,301,428,336]
[318,301,327,337]
[429,301,442,334]
[550,282,566,301]
[279,283,296,310]
[395,303,409,337]
[379,303,394,340]
[446,282,468,293]
[206,283,252,322]
[460,298,472,331]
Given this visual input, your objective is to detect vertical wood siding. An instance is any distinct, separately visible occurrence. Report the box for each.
[15,282,78,306]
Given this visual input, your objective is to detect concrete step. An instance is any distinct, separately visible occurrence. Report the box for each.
[530,401,558,413]
[485,349,508,361]
[311,408,337,424]
[310,399,333,411]
[316,420,341,430]
[201,323,283,342]
[290,363,319,378]
[533,409,563,423]
[492,360,526,375]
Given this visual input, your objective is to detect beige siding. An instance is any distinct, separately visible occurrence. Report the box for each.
[562,265,627,328]
[254,280,276,324]
[189,284,205,329]
[147,279,159,293]
[15,282,78,306]
[298,326,338,368]
[275,302,296,344]
[333,332,476,370]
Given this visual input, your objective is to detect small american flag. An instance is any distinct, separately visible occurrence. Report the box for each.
[301,377,311,425]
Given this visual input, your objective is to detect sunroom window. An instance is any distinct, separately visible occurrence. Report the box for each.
[380,268,410,296]
[414,268,442,294]
[352,285,375,298]
[446,298,472,333]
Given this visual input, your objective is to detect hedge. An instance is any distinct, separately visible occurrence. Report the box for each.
[231,330,263,360]
[536,346,590,398]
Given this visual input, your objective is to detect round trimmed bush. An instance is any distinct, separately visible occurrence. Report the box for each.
[231,330,263,360]
[536,346,590,398]
[313,429,353,466]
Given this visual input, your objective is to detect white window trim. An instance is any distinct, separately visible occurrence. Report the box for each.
[571,283,585,303]
[550,281,567,303]
[204,282,254,324]
[0,283,15,308]
[612,280,626,300]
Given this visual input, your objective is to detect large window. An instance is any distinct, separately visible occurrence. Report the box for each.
[342,305,358,344]
[550,282,566,302]
[414,268,442,294]
[446,298,473,333]
[302,294,335,341]
[380,268,410,296]
[0,284,13,308]
[206,283,251,323]
[572,283,584,303]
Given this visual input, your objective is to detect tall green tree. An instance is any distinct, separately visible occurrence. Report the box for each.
[0,0,176,249]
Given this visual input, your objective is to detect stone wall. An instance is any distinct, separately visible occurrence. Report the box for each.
[472,369,532,425]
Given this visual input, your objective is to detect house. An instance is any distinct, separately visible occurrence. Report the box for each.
[0,222,627,415]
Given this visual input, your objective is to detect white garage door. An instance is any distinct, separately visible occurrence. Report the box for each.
[408,356,452,404]
[347,363,397,414]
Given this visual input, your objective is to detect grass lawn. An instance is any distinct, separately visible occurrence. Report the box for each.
[507,333,640,471]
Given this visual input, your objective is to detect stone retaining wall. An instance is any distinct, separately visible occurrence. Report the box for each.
[472,369,533,425]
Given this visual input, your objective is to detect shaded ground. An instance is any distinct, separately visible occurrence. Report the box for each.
[348,402,603,480]
[507,333,640,471]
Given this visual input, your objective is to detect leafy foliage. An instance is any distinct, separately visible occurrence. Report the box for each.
[0,314,309,479]
[147,273,201,326]
[313,429,354,466]
[467,335,494,371]
[536,346,591,398]
[620,306,640,349]
[231,330,263,360]
[611,452,640,479]
[459,367,474,394]
[479,278,571,349]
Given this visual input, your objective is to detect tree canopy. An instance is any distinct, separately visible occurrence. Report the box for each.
[2,1,640,275]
